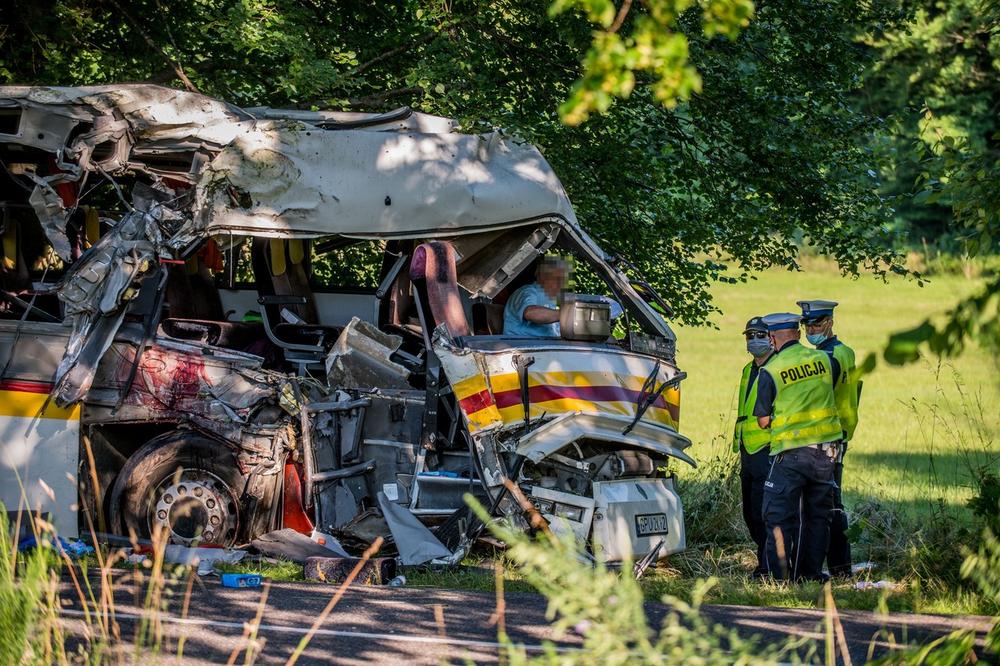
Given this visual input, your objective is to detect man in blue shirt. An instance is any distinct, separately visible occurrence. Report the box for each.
[503,257,568,337]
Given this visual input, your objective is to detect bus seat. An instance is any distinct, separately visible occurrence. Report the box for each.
[410,241,470,338]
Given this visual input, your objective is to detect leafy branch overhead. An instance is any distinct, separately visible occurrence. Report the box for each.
[0,0,904,325]
[550,0,754,124]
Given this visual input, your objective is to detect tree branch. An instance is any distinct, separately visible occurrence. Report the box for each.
[348,86,424,107]
[144,61,217,85]
[609,0,633,34]
[107,0,200,93]
[354,30,441,77]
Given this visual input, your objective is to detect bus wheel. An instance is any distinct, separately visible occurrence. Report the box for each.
[109,434,244,547]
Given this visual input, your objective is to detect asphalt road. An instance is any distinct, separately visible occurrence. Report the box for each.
[58,574,994,664]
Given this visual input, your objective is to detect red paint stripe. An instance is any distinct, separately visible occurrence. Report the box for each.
[0,379,54,395]
[459,388,495,414]
[494,384,680,421]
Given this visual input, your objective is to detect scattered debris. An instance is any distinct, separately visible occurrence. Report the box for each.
[304,556,397,585]
[852,561,876,574]
[163,545,247,575]
[632,538,665,580]
[220,573,264,588]
[310,529,350,557]
[126,553,148,566]
[854,580,899,591]
[251,528,343,563]
[17,536,94,559]
[378,491,451,566]
[325,318,411,389]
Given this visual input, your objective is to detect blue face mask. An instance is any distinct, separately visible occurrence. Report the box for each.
[747,338,773,357]
[806,332,828,346]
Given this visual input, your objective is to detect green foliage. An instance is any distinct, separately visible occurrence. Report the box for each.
[465,493,802,665]
[311,241,384,290]
[868,528,1000,664]
[215,556,305,582]
[966,470,1000,535]
[549,0,753,125]
[859,0,1000,379]
[675,453,747,548]
[0,0,904,324]
[862,0,1000,247]
[880,275,999,367]
[962,529,1000,654]
[0,510,65,664]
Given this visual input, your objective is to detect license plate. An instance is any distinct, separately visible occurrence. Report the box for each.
[634,512,669,537]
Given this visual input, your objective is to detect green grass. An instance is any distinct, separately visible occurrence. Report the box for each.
[214,557,305,582]
[671,264,1000,511]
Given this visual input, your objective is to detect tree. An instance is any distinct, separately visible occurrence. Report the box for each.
[0,0,905,323]
[860,0,999,249]
[860,0,1000,367]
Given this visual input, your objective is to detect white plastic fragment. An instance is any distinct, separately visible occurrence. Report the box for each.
[851,561,876,574]
[854,579,898,591]
[163,545,248,575]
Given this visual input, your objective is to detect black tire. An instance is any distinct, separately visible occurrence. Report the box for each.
[109,433,246,547]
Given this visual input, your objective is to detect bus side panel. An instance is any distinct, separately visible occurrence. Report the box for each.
[0,323,79,537]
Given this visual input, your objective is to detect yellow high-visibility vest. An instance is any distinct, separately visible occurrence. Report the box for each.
[831,342,859,441]
[732,361,771,454]
[761,343,842,454]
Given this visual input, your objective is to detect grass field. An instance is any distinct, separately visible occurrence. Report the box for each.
[671,264,1000,513]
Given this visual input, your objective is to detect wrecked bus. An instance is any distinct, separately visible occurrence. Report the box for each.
[0,85,693,562]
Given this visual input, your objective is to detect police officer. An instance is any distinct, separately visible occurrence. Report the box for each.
[733,316,773,577]
[754,313,843,582]
[798,299,860,578]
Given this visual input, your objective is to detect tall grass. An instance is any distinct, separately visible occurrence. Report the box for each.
[467,483,1000,665]
[0,510,66,664]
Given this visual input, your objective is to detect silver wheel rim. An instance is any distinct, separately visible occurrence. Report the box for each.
[148,468,240,546]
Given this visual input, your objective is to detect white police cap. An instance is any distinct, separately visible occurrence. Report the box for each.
[796,299,839,322]
[762,312,802,331]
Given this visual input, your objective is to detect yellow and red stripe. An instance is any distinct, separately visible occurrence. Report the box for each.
[0,379,80,420]
[451,373,503,431]
[453,370,681,432]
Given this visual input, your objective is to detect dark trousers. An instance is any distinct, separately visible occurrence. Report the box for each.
[762,446,836,581]
[739,444,770,573]
[827,444,852,576]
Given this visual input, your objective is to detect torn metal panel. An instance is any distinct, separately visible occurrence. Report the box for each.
[52,207,163,405]
[2,84,585,243]
[88,337,284,424]
[514,411,696,467]
[250,528,338,563]
[193,123,578,239]
[244,106,459,133]
[377,491,451,565]
[451,223,561,299]
[435,336,686,436]
[0,85,250,152]
[325,317,411,390]
[27,175,75,261]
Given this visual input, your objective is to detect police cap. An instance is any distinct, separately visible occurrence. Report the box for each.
[762,312,802,331]
[796,299,839,324]
[743,316,768,334]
